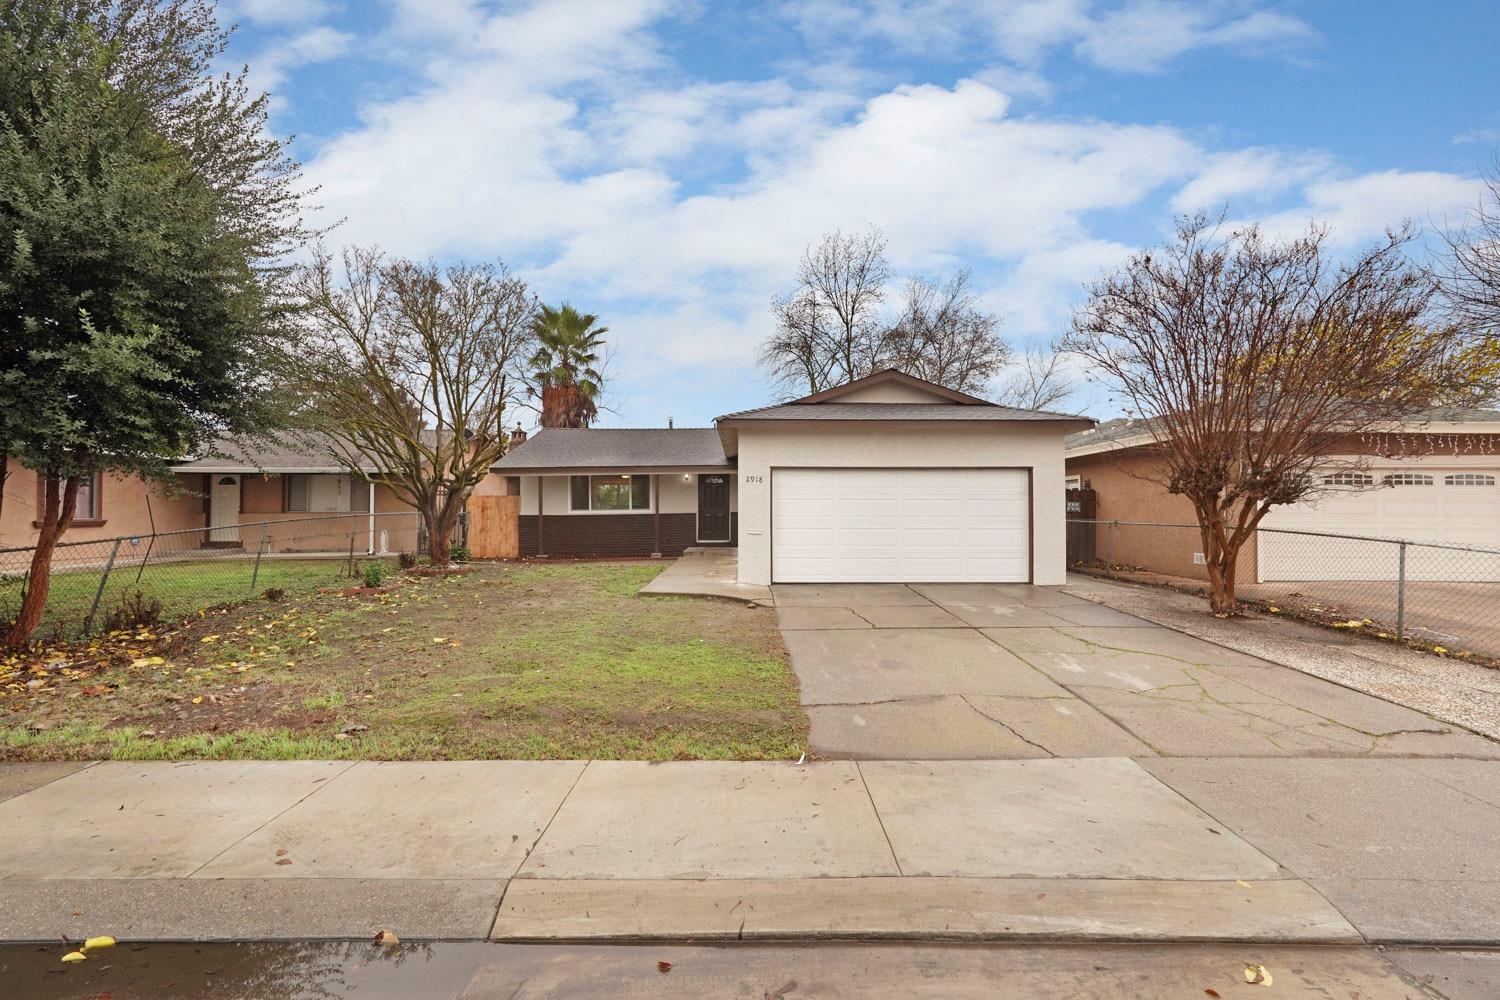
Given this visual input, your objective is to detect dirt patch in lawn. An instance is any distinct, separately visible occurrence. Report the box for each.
[0,561,807,761]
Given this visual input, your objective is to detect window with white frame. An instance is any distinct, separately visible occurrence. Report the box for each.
[569,474,652,511]
[284,474,369,512]
[1445,473,1497,486]
[1322,471,1373,487]
[1383,472,1434,487]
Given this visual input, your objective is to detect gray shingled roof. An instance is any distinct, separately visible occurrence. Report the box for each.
[1066,408,1500,453]
[716,402,1091,422]
[170,432,387,472]
[493,428,730,471]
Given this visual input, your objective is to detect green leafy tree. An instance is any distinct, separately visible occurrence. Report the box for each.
[0,0,311,646]
[527,304,607,427]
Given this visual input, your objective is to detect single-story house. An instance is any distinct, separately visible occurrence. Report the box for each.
[1,433,515,556]
[495,369,1094,585]
[1064,409,1500,583]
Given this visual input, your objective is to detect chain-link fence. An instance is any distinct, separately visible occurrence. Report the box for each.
[0,511,433,642]
[1067,518,1500,658]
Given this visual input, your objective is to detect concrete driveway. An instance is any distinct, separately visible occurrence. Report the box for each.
[775,582,1500,760]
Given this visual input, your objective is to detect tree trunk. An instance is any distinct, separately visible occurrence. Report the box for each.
[4,475,79,648]
[424,509,451,567]
[1196,508,1242,618]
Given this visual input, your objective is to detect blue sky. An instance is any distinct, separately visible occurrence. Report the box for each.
[223,0,1499,426]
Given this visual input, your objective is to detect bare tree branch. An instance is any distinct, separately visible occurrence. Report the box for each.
[995,344,1079,411]
[290,245,536,565]
[1064,213,1484,616]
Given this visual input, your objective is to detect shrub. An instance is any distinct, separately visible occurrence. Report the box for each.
[362,561,386,588]
[449,544,471,563]
[104,590,164,632]
[398,551,417,570]
[262,587,286,602]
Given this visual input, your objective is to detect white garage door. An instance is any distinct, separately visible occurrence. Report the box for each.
[1259,469,1500,581]
[771,468,1030,583]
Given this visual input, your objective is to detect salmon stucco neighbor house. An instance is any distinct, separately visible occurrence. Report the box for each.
[495,369,1094,585]
[1,433,515,556]
[1064,409,1500,584]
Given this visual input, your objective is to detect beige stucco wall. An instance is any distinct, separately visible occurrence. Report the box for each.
[835,383,948,403]
[733,421,1071,586]
[518,472,737,518]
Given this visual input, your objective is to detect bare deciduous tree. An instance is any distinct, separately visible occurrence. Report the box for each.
[1443,160,1500,336]
[1065,214,1488,617]
[292,246,535,566]
[762,228,891,396]
[762,231,1009,397]
[995,344,1078,411]
[879,269,1009,395]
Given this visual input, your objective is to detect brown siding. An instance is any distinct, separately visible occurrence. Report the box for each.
[519,513,738,557]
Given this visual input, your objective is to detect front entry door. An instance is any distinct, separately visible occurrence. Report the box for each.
[209,475,241,543]
[698,474,731,542]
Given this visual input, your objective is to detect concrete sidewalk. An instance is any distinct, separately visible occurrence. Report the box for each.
[2,756,1497,946]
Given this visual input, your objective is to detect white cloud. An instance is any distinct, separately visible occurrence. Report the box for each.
[228,0,337,25]
[1246,170,1483,245]
[1077,3,1314,72]
[780,0,1315,72]
[246,24,354,104]
[1453,127,1500,147]
[1169,148,1332,213]
[284,0,1469,420]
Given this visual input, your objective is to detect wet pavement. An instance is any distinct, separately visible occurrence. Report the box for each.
[3,940,1491,999]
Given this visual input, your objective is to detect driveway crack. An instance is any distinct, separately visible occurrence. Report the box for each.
[854,761,904,877]
[958,694,1052,755]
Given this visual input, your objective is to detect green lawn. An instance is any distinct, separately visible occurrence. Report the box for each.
[1,561,808,761]
[0,556,375,641]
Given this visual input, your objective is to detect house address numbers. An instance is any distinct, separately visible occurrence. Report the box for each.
[743,474,765,484]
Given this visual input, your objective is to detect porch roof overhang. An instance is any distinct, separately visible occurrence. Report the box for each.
[503,465,734,476]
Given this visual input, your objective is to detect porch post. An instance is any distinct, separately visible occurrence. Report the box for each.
[367,480,376,554]
[536,475,546,556]
[652,474,662,558]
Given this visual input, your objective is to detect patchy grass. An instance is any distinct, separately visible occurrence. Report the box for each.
[0,557,374,641]
[0,561,807,761]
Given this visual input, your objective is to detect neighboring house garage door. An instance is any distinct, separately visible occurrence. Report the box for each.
[1258,469,1500,581]
[771,468,1030,583]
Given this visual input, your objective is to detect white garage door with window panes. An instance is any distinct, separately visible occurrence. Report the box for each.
[1258,468,1500,581]
[771,468,1030,583]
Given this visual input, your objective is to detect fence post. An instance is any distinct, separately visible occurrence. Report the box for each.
[1395,541,1407,639]
[249,522,270,594]
[347,528,357,577]
[82,538,123,636]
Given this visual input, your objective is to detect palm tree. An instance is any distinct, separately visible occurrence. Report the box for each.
[528,304,607,428]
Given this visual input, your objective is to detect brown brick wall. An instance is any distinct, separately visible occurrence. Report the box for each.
[519,513,737,557]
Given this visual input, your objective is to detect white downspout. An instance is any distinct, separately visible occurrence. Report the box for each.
[367,480,376,554]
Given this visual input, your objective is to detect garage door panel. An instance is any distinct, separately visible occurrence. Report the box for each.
[1260,470,1500,582]
[772,468,1030,583]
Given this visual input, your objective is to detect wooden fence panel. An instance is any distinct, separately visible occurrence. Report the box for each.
[466,494,520,558]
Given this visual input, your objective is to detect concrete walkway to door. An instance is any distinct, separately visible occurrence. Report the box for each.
[775,582,1500,761]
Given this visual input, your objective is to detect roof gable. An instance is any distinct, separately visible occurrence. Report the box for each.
[790,369,993,406]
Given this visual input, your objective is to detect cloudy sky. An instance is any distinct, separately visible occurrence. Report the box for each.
[225,0,1499,426]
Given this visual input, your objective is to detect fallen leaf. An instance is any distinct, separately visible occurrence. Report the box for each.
[275,849,288,857]
[191,696,203,705]
[130,656,165,669]
[61,951,87,963]
[83,936,116,951]
[1244,964,1273,986]
[1235,880,1253,889]
[1204,990,1221,998]
[374,930,399,947]
[275,858,293,866]
[657,961,673,973]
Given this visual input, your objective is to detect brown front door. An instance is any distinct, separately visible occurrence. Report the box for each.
[698,474,731,542]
